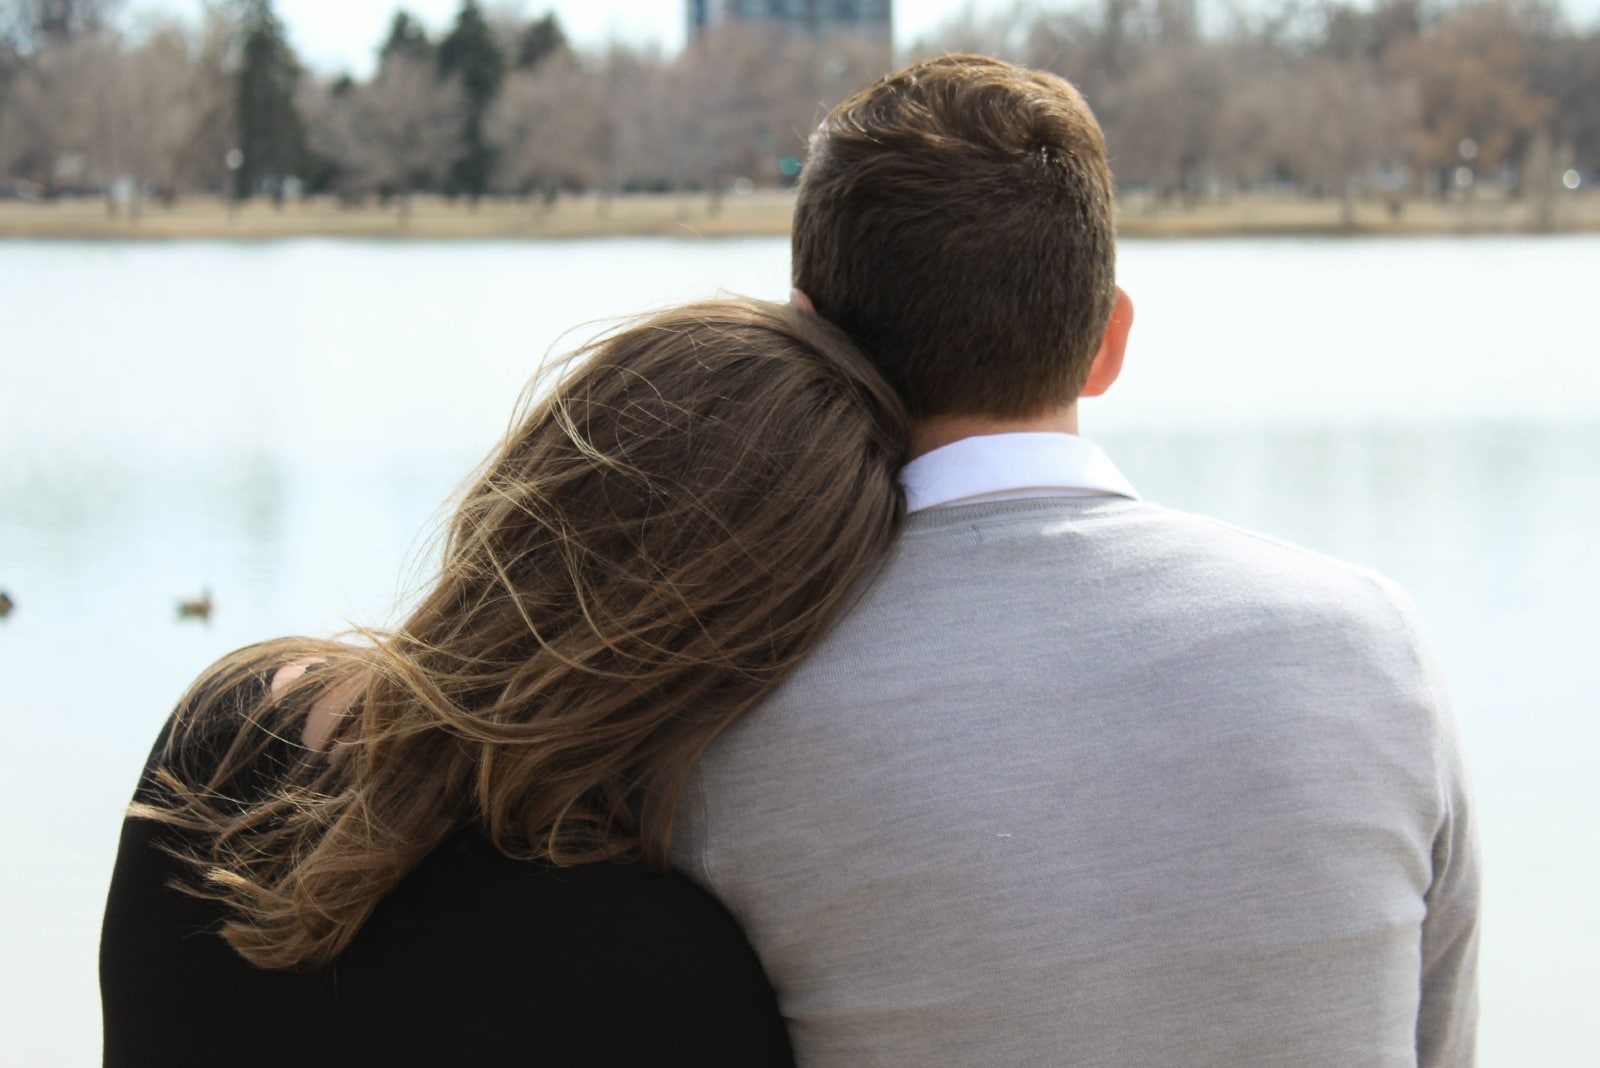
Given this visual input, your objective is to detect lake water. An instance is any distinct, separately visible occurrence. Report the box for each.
[2,235,1597,1064]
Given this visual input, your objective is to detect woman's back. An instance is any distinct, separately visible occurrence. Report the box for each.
[100,677,795,1067]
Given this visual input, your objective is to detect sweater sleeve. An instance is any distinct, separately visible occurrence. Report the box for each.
[1416,680,1480,1066]
[1377,578,1481,1066]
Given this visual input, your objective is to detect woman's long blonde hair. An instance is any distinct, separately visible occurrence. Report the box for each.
[137,299,907,970]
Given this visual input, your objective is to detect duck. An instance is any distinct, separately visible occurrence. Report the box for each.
[0,590,13,619]
[176,588,213,623]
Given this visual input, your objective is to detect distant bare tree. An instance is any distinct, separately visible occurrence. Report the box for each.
[98,25,231,213]
[589,42,660,207]
[1390,2,1552,197]
[1527,25,1600,177]
[167,5,240,197]
[1223,54,1414,222]
[0,31,106,194]
[677,26,799,200]
[0,4,235,200]
[1519,127,1574,230]
[1109,40,1229,199]
[1296,57,1415,220]
[659,25,889,209]
[306,55,465,218]
[486,51,602,202]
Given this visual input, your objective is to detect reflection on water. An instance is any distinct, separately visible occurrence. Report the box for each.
[2,238,1597,1066]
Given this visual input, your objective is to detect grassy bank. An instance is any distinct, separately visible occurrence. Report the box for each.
[2,188,1597,240]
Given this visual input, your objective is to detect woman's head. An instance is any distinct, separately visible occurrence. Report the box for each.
[393,297,909,853]
[152,298,908,968]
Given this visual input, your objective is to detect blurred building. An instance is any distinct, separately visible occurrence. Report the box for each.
[687,0,893,41]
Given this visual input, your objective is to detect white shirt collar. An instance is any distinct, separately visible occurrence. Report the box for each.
[900,432,1139,514]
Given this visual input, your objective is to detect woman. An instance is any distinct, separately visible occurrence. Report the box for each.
[100,299,907,1066]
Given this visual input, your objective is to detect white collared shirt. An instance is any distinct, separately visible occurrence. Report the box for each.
[900,432,1139,514]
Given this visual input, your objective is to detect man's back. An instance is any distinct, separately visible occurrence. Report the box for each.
[674,497,1477,1066]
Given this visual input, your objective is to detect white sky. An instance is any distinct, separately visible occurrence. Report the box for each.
[128,0,1600,78]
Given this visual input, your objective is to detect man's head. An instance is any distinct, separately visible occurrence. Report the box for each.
[793,55,1120,421]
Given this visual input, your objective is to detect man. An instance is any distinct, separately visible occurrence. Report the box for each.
[673,55,1478,1067]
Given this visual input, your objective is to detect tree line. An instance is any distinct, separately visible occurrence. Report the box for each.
[941,0,1598,219]
[0,0,1595,219]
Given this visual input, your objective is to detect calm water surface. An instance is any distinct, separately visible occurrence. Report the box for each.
[1,236,1597,1064]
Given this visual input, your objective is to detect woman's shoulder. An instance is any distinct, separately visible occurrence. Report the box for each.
[138,662,267,789]
[405,831,775,982]
[138,644,327,803]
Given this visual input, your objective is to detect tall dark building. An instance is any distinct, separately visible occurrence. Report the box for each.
[687,0,892,41]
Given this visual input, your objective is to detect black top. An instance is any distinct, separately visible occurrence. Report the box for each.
[100,676,795,1068]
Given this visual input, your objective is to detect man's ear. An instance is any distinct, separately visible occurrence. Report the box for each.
[790,288,816,313]
[1081,286,1133,399]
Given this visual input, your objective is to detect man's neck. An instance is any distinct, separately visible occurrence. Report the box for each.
[909,406,1080,460]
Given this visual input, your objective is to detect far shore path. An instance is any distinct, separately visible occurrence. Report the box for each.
[2,189,1597,240]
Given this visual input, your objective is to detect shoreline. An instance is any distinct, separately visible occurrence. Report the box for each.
[2,190,1597,241]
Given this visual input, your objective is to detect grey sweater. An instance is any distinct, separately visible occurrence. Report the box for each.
[675,498,1478,1067]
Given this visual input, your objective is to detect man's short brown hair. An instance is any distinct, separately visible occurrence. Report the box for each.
[792,55,1117,419]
